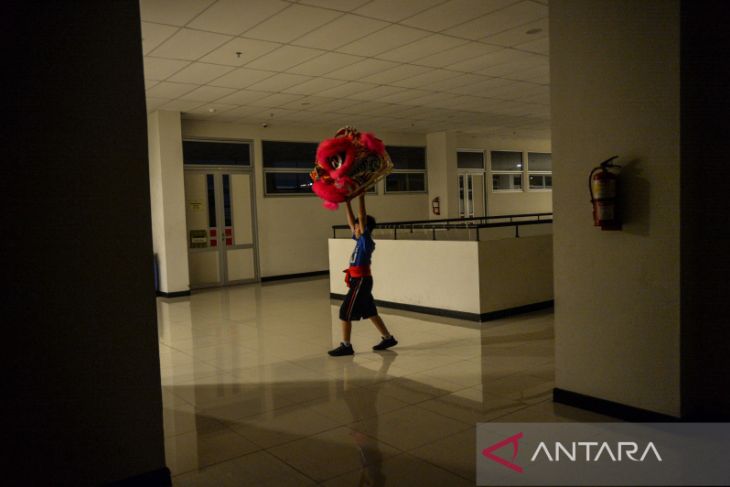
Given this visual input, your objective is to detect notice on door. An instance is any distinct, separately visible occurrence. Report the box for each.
[188,200,203,212]
[189,229,208,248]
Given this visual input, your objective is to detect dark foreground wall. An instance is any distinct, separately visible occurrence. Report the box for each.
[680,0,730,420]
[4,2,168,485]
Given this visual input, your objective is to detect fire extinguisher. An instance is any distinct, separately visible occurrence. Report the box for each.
[589,156,622,230]
[431,197,441,215]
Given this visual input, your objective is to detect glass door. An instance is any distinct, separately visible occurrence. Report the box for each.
[458,172,486,218]
[184,169,258,288]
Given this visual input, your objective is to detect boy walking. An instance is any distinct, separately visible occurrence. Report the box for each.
[328,193,397,356]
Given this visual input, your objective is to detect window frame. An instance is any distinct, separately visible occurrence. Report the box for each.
[261,139,319,197]
[384,145,428,195]
[527,152,553,192]
[489,150,525,193]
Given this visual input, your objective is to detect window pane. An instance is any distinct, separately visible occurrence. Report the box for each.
[262,141,318,169]
[385,173,425,192]
[387,146,426,170]
[528,152,552,171]
[545,175,552,188]
[493,174,522,190]
[491,151,523,171]
[206,174,216,227]
[183,140,250,166]
[222,174,232,226]
[265,172,313,194]
[457,150,484,169]
[529,174,544,189]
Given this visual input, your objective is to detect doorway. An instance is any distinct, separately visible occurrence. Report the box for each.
[184,168,258,288]
[458,172,486,218]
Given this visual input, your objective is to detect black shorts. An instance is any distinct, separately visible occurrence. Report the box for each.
[339,276,378,321]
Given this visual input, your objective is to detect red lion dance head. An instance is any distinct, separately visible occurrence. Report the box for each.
[310,126,393,209]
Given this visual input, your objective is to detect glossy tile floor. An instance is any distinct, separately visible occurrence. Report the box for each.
[158,277,614,486]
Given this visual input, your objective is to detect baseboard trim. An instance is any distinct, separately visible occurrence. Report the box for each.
[330,294,553,322]
[156,290,191,298]
[553,388,680,422]
[262,270,329,282]
[105,467,171,486]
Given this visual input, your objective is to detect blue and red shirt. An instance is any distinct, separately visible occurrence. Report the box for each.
[349,231,375,267]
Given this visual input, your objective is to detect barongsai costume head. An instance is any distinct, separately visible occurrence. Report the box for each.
[310,126,393,209]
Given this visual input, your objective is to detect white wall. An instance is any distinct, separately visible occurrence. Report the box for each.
[182,120,428,278]
[330,235,553,316]
[551,0,680,416]
[330,238,482,314]
[479,235,553,312]
[148,110,190,293]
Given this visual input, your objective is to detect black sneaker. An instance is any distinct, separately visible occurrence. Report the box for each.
[373,336,398,351]
[328,342,354,356]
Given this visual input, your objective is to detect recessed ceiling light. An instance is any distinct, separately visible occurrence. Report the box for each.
[526,28,542,35]
[208,108,216,113]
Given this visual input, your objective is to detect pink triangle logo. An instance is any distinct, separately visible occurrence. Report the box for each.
[482,432,524,473]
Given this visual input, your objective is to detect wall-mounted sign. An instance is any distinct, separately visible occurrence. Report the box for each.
[188,200,203,212]
[189,229,208,248]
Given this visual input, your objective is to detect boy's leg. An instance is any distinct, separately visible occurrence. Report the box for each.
[341,320,352,343]
[329,320,355,356]
[369,315,390,337]
[370,315,398,351]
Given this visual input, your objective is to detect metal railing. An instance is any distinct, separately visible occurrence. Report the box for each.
[332,212,553,241]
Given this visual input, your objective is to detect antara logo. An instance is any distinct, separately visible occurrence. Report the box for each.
[482,433,662,473]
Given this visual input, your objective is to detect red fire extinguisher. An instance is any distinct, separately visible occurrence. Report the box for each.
[589,156,621,230]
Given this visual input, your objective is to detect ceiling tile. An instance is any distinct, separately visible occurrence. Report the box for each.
[425,73,493,92]
[178,85,237,102]
[347,85,409,101]
[353,0,444,22]
[298,0,371,11]
[482,18,548,47]
[286,52,364,76]
[247,93,305,107]
[315,81,378,99]
[167,62,235,84]
[359,64,431,84]
[443,1,548,40]
[187,0,289,35]
[242,4,342,43]
[208,67,276,89]
[281,78,348,95]
[148,28,233,60]
[214,91,268,106]
[515,36,549,55]
[326,59,400,81]
[503,64,550,83]
[287,97,359,113]
[378,89,431,104]
[145,80,158,90]
[293,15,389,50]
[375,34,469,63]
[413,42,501,68]
[446,47,520,72]
[337,25,431,57]
[245,45,325,71]
[185,103,239,115]
[401,0,517,32]
[391,69,463,88]
[159,99,205,112]
[146,81,199,98]
[245,73,313,93]
[139,0,215,25]
[141,22,178,55]
[143,57,190,80]
[145,96,172,112]
[199,37,282,66]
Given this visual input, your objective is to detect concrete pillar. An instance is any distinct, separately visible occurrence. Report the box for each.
[148,110,189,294]
[426,131,459,219]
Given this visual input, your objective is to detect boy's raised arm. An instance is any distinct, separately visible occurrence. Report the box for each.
[357,193,367,230]
[345,199,356,233]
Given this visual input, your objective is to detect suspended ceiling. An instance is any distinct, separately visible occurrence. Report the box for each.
[142,0,550,139]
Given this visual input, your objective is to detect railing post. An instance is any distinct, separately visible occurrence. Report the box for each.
[432,228,436,241]
[515,225,520,238]
[394,228,398,240]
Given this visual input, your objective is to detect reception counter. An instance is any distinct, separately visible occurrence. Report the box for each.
[329,235,553,321]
